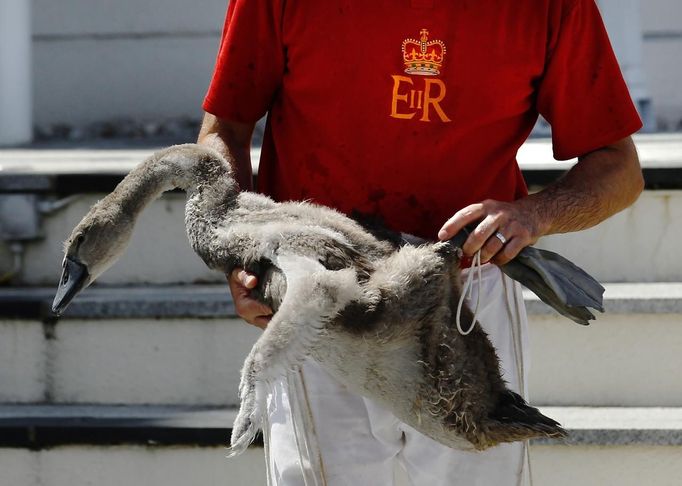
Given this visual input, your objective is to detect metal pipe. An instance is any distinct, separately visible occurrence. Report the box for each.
[0,242,25,284]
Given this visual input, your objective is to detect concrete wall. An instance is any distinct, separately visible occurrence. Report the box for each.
[5,189,680,286]
[0,0,32,145]
[4,309,682,407]
[31,0,227,126]
[0,318,260,405]
[528,313,682,407]
[0,447,269,486]
[2,445,682,486]
[640,0,682,130]
[26,0,682,130]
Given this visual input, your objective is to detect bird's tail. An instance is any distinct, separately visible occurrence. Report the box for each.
[481,390,566,448]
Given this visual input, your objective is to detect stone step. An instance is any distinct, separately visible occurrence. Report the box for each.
[0,133,680,176]
[1,405,681,486]
[0,189,680,285]
[1,283,681,407]
[531,407,682,486]
[0,404,237,448]
[1,134,681,285]
[526,283,682,406]
[1,404,679,449]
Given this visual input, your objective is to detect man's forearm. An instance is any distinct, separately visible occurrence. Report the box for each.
[197,113,272,326]
[197,113,255,191]
[523,136,644,237]
[438,136,644,264]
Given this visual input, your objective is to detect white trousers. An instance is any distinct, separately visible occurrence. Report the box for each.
[265,264,530,486]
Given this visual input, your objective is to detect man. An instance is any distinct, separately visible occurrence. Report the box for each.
[198,1,643,484]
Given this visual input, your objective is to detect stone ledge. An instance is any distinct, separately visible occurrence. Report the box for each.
[1,168,679,194]
[2,282,682,320]
[0,405,237,448]
[523,282,682,316]
[2,134,682,192]
[536,407,682,446]
[1,404,681,448]
[0,285,235,319]
[1,133,681,173]
[0,404,237,428]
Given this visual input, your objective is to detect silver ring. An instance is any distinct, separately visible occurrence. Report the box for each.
[494,232,507,245]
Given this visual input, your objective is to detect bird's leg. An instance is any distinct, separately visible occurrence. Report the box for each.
[229,254,365,456]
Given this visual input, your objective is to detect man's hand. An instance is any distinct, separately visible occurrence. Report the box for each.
[438,136,643,266]
[198,114,272,329]
[228,269,273,330]
[438,198,542,265]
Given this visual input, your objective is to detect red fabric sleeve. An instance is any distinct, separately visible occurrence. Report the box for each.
[202,0,285,123]
[536,0,643,160]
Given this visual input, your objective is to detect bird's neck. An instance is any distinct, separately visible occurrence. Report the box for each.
[117,145,239,219]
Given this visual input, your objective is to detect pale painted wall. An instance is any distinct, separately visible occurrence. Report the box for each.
[2,445,682,486]
[31,0,227,126]
[3,189,680,286]
[27,0,682,130]
[640,0,682,130]
[0,0,32,145]
[3,309,682,407]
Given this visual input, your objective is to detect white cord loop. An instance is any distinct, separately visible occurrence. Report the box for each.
[455,250,483,335]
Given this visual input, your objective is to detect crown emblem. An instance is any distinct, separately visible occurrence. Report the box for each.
[402,29,446,76]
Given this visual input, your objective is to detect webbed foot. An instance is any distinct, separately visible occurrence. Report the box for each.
[228,381,267,457]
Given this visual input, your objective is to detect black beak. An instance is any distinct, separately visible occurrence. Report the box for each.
[52,257,89,315]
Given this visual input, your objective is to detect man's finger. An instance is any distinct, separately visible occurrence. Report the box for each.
[438,203,485,241]
[252,315,272,330]
[235,298,273,319]
[462,215,500,257]
[229,278,273,316]
[236,269,258,289]
[227,270,273,328]
[479,234,505,263]
[491,237,525,265]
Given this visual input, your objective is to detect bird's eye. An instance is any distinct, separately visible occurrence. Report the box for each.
[76,234,85,245]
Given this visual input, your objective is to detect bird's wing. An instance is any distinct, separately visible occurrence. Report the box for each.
[446,227,604,325]
[243,252,364,383]
[499,253,601,325]
[509,247,604,309]
[228,252,364,454]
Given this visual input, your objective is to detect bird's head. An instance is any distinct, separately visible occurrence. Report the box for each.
[52,201,134,315]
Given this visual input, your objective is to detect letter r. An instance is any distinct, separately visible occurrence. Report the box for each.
[421,79,451,123]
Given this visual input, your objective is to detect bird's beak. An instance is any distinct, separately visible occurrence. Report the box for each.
[52,257,89,315]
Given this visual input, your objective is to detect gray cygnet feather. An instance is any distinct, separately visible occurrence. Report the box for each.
[54,144,566,456]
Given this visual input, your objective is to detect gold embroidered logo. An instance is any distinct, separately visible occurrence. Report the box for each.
[390,28,451,123]
[401,29,446,76]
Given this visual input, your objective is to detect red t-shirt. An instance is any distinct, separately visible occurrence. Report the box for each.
[203,0,642,240]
